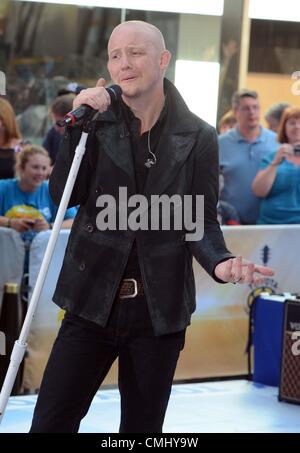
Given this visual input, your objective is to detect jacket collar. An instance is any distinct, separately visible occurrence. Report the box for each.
[95,79,199,198]
[143,79,199,200]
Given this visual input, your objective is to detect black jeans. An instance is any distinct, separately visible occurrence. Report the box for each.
[29,295,185,433]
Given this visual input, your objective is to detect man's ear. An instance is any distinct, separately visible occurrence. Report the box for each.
[160,50,172,71]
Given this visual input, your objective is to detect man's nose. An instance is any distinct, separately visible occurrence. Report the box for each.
[120,55,132,69]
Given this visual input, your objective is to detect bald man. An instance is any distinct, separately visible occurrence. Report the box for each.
[30,21,273,433]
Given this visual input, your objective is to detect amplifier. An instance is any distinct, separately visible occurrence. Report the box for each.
[279,299,300,404]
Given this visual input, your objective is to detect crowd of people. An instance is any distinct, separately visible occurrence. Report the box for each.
[0,86,298,232]
[218,91,300,226]
[0,87,80,248]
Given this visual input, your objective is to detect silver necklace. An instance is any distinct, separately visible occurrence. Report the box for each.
[144,129,157,168]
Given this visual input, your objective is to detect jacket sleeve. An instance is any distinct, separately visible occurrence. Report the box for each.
[49,125,95,208]
[187,124,234,282]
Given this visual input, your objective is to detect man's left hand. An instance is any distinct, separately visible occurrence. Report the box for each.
[214,256,274,285]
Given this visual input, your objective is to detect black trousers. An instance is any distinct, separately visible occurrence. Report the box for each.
[29,295,185,433]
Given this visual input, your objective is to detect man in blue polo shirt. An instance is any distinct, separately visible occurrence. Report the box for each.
[219,89,279,224]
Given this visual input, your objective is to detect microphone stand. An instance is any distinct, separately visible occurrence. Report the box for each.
[0,125,90,423]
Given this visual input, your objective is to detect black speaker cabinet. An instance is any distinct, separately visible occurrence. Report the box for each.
[279,299,300,405]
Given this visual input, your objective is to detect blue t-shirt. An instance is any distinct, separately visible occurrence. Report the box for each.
[219,127,279,224]
[0,178,77,242]
[257,152,300,224]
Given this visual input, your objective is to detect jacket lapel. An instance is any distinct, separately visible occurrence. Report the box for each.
[142,79,200,202]
[95,123,136,191]
[143,132,196,201]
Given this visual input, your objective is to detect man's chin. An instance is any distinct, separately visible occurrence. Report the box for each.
[121,87,141,99]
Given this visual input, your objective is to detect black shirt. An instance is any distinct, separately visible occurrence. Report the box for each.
[121,97,168,279]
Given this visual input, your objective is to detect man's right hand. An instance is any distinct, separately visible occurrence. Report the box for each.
[72,78,111,113]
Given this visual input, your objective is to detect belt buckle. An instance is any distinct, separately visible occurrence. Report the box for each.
[119,278,138,299]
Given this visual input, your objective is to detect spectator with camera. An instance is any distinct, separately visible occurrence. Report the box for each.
[252,107,300,224]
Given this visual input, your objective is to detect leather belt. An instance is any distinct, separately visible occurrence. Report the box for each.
[118,278,145,299]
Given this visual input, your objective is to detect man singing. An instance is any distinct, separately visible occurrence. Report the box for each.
[30,21,273,433]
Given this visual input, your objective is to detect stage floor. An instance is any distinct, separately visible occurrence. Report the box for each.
[1,380,300,433]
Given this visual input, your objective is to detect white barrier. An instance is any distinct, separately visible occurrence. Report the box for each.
[0,228,25,309]
[181,225,298,380]
[2,225,300,388]
[23,230,69,390]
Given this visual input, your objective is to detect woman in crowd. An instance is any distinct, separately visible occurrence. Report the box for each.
[252,106,300,224]
[0,98,23,179]
[0,144,76,243]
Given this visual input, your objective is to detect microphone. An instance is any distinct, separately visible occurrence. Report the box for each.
[58,84,122,127]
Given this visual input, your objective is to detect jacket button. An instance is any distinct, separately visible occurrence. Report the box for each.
[84,224,94,233]
[79,262,85,271]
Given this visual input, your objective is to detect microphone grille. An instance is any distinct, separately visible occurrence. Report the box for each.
[107,85,122,102]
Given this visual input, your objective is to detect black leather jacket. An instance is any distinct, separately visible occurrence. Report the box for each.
[49,79,233,335]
